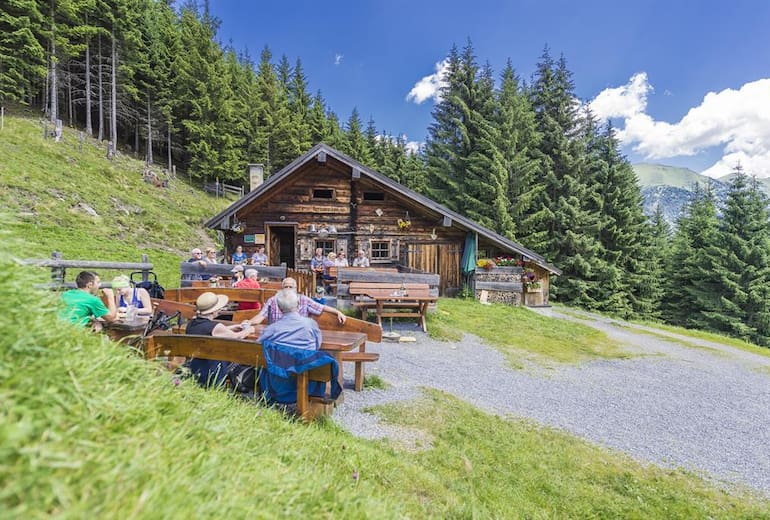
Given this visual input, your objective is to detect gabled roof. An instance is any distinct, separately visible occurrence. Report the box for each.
[205,143,561,275]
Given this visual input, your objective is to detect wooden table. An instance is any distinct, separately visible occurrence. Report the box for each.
[355,288,436,333]
[103,316,151,341]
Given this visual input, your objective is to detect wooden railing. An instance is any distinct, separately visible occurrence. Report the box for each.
[23,251,154,289]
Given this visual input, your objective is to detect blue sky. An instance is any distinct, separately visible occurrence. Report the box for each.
[208,0,770,178]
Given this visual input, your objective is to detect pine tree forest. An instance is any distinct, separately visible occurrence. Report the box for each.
[2,1,769,347]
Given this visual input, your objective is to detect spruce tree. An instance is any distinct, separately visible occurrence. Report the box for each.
[496,59,540,239]
[343,107,373,165]
[0,0,46,108]
[662,185,720,328]
[706,169,770,344]
[527,48,606,306]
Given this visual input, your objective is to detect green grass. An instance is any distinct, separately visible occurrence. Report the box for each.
[635,321,770,360]
[4,113,770,516]
[427,298,632,367]
[372,389,769,518]
[0,114,232,287]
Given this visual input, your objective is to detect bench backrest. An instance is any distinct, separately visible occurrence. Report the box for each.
[312,312,383,343]
[151,298,197,320]
[349,282,430,298]
[143,334,333,420]
[164,287,277,304]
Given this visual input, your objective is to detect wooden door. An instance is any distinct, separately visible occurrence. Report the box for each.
[403,243,462,295]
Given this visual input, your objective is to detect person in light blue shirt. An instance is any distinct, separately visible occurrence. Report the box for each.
[230,245,247,264]
[257,289,321,350]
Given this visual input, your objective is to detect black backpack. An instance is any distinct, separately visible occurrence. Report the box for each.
[130,271,165,299]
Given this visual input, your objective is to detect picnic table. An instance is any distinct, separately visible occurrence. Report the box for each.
[349,282,437,332]
[103,315,151,341]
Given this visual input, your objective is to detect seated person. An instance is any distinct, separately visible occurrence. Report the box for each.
[310,247,325,287]
[335,249,349,267]
[183,247,209,281]
[249,277,345,325]
[230,264,245,285]
[111,275,152,315]
[251,245,268,266]
[59,270,118,330]
[352,249,370,267]
[204,247,219,264]
[257,289,321,351]
[322,252,337,292]
[186,292,254,386]
[230,245,247,265]
[233,268,261,311]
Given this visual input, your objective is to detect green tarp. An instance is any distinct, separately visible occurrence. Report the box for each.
[461,232,476,275]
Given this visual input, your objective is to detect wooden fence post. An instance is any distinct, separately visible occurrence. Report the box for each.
[141,254,150,283]
[51,251,65,287]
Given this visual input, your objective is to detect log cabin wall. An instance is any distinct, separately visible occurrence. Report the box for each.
[225,157,467,295]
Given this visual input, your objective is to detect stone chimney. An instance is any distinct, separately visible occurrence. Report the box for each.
[248,163,264,192]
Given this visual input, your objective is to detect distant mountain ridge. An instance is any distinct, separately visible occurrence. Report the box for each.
[632,163,767,227]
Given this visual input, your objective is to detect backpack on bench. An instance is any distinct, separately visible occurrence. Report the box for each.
[130,271,165,299]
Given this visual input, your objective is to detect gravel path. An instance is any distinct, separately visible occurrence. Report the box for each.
[332,309,770,496]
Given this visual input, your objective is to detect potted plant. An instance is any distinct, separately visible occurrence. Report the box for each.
[477,258,496,270]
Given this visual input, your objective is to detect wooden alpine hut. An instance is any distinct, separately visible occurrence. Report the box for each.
[204,144,561,303]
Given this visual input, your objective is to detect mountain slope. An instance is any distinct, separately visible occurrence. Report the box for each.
[634,163,709,189]
[0,114,232,285]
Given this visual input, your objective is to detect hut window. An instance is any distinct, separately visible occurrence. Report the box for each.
[362,191,385,201]
[312,188,334,200]
[315,239,336,255]
[371,240,390,260]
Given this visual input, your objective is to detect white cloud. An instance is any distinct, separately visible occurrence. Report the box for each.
[404,141,422,155]
[334,53,343,66]
[590,75,770,178]
[406,59,449,104]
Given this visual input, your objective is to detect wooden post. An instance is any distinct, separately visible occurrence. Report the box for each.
[141,254,150,283]
[1,106,4,130]
[51,251,65,287]
[79,131,84,153]
[43,121,48,139]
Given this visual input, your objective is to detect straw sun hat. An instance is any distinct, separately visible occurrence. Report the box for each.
[195,292,229,315]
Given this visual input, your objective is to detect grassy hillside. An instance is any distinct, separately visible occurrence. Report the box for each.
[633,163,708,189]
[3,114,769,516]
[0,113,232,286]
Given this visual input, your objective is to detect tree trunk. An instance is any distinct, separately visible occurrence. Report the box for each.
[49,3,57,124]
[84,20,92,136]
[134,122,139,157]
[167,120,172,171]
[110,26,117,147]
[97,35,103,141]
[146,95,153,165]
[67,61,72,126]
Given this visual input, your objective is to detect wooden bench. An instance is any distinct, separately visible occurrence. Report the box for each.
[164,287,277,305]
[313,312,382,391]
[340,351,380,391]
[349,282,435,331]
[349,283,430,315]
[143,334,336,421]
[151,298,197,321]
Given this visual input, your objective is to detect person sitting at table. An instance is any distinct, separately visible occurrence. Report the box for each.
[233,268,261,311]
[335,249,349,267]
[204,247,219,264]
[182,247,206,281]
[251,245,268,266]
[249,277,346,325]
[257,289,321,351]
[230,245,247,265]
[310,247,325,287]
[230,264,245,285]
[59,270,118,330]
[352,249,370,267]
[186,292,254,387]
[322,252,337,293]
[111,275,152,315]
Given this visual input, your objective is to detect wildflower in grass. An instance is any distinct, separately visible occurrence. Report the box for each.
[352,470,359,482]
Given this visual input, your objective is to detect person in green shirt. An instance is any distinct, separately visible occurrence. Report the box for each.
[60,271,118,330]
